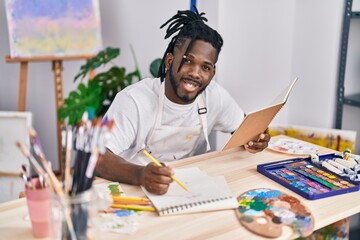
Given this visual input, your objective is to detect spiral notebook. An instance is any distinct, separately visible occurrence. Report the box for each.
[141,167,237,216]
[222,77,298,150]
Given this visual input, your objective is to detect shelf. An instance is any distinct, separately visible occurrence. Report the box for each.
[335,0,358,129]
[352,11,360,18]
[344,93,360,107]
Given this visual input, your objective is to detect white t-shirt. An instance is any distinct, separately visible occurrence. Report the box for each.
[105,77,244,164]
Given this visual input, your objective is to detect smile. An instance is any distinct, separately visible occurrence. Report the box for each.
[182,78,201,87]
[181,79,201,93]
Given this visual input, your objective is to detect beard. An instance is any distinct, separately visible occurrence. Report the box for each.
[168,64,207,103]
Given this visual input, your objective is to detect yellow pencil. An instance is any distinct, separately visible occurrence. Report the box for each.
[143,150,190,192]
[112,196,151,205]
[112,196,150,202]
[111,204,156,212]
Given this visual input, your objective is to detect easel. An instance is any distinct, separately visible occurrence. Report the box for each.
[5,55,95,175]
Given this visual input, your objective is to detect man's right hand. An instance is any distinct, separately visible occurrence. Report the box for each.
[140,163,174,195]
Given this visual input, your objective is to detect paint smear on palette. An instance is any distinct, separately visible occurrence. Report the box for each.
[268,138,318,155]
[236,188,314,238]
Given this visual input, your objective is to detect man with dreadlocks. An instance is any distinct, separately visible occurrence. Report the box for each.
[96,8,270,195]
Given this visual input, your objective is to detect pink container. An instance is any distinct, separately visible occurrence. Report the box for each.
[25,178,50,238]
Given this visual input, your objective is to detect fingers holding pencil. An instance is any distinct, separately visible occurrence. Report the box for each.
[141,163,173,195]
[142,150,190,194]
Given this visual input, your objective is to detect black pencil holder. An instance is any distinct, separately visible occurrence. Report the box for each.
[49,188,97,240]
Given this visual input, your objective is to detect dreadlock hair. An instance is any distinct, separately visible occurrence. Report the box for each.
[158,7,223,82]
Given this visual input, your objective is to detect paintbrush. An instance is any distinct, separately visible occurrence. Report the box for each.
[16,141,45,177]
[28,128,49,188]
[26,129,77,239]
[64,126,73,194]
[35,150,77,240]
[21,164,34,189]
[61,126,67,183]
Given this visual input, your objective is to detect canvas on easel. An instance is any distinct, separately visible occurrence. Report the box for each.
[222,77,298,151]
[4,0,102,174]
[5,0,102,58]
[0,111,32,202]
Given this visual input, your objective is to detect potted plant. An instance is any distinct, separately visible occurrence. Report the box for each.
[58,47,161,125]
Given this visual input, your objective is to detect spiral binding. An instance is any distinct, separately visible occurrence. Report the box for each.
[159,196,233,216]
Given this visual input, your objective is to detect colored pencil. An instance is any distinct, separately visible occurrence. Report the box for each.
[111,203,156,212]
[112,196,150,202]
[143,150,190,192]
[112,196,151,205]
[113,200,151,206]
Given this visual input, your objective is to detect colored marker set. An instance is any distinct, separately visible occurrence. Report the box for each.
[257,153,360,200]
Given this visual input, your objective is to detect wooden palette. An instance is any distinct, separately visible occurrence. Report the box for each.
[236,188,314,238]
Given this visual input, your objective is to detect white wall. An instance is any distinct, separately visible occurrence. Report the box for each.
[215,0,360,152]
[216,0,296,147]
[1,0,360,170]
[289,0,343,128]
[290,0,360,152]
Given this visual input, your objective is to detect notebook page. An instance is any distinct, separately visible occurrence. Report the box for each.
[142,167,237,216]
[165,176,237,215]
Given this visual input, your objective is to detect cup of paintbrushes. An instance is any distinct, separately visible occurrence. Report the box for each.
[25,177,51,238]
[49,188,98,240]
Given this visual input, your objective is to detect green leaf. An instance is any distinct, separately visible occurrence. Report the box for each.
[91,66,141,116]
[150,58,162,77]
[58,81,102,125]
[60,46,156,124]
[73,47,120,82]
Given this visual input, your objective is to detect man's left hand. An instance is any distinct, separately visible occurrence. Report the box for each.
[244,130,271,153]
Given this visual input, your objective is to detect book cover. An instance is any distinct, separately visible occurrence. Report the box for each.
[222,77,298,150]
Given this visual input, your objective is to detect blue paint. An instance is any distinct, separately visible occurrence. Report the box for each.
[115,209,133,217]
[7,0,94,20]
[262,190,282,198]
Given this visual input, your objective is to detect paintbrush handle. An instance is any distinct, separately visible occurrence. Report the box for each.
[37,155,77,240]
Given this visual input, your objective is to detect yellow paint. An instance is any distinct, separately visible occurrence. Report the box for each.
[269,126,356,152]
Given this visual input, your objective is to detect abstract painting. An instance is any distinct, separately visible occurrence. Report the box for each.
[269,123,356,152]
[5,0,102,58]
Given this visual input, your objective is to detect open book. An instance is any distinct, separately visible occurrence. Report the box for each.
[141,167,237,216]
[222,77,298,151]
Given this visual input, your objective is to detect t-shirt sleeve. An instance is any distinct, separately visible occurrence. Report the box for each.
[212,83,244,133]
[105,92,138,155]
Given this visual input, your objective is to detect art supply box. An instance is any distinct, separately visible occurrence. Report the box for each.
[257,153,360,200]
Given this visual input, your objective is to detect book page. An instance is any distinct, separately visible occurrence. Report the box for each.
[270,77,298,106]
[142,167,237,216]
